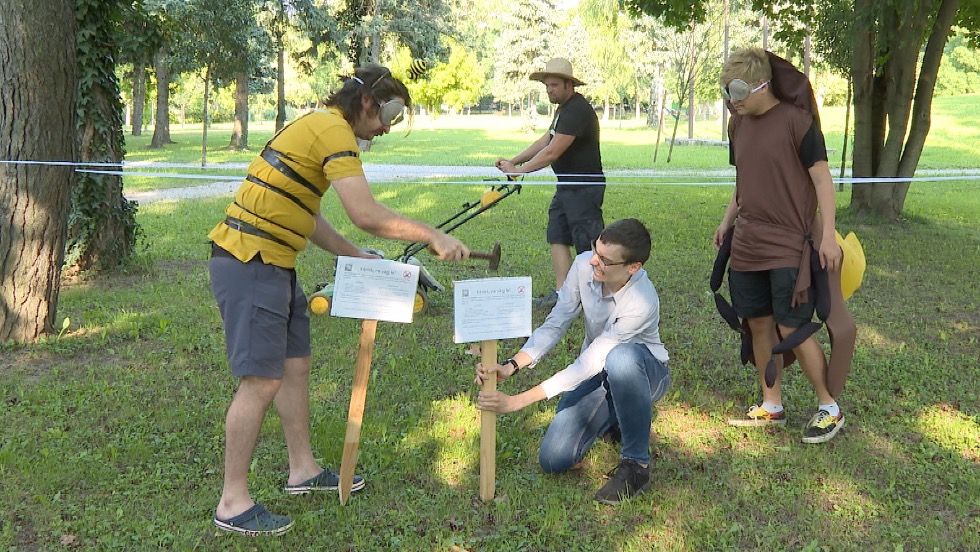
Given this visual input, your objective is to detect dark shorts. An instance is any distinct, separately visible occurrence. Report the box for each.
[729,267,815,328]
[209,245,311,379]
[546,184,605,253]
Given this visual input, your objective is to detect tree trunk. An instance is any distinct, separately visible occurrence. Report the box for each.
[131,64,146,136]
[849,0,958,220]
[895,0,958,214]
[229,71,249,150]
[202,66,211,167]
[0,0,77,342]
[276,29,286,131]
[150,47,173,148]
[65,0,138,273]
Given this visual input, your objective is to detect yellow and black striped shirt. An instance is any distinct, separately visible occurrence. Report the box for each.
[208,108,363,268]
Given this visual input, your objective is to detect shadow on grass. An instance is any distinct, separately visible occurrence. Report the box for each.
[1,183,977,550]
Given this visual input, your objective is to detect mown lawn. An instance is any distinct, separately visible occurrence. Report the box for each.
[1,96,978,551]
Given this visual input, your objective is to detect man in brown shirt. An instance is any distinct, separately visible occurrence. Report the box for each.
[713,48,845,444]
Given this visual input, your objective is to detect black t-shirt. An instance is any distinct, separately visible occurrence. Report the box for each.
[549,92,604,185]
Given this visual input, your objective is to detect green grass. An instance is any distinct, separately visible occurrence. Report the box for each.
[2,96,979,550]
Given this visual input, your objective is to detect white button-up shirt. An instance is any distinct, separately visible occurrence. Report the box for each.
[521,251,669,399]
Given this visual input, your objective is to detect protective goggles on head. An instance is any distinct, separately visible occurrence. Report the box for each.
[377,99,406,127]
[721,79,769,101]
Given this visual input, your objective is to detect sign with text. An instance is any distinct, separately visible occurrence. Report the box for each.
[331,257,420,323]
[453,277,533,343]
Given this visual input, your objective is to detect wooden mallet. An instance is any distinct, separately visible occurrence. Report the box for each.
[468,241,502,272]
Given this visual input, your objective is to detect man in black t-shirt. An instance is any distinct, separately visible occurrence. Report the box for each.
[496,58,605,309]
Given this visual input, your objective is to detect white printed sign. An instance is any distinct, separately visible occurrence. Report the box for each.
[330,257,420,323]
[453,277,533,343]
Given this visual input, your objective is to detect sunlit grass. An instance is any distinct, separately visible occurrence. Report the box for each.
[2,97,979,550]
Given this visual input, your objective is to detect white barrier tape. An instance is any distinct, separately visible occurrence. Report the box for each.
[0,159,123,167]
[77,168,980,187]
[6,160,980,186]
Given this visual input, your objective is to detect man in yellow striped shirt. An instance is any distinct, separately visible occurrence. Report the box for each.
[209,64,469,536]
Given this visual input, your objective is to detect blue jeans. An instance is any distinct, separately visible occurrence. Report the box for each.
[539,343,670,471]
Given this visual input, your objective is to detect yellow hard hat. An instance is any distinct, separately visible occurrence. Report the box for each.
[835,230,865,300]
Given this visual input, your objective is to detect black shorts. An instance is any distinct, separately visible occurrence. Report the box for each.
[545,184,605,253]
[729,267,815,328]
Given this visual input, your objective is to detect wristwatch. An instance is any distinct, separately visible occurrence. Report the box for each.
[503,358,520,373]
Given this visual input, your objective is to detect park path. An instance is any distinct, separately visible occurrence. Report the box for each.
[122,163,745,204]
[124,164,553,204]
[123,162,980,205]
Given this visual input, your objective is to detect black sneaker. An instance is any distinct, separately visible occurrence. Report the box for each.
[532,291,558,310]
[802,409,845,444]
[593,459,650,505]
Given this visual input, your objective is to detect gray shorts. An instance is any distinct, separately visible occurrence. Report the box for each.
[209,246,311,379]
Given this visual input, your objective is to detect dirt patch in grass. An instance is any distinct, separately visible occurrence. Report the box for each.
[60,259,202,291]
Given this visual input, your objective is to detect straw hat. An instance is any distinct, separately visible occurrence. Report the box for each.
[529,58,585,86]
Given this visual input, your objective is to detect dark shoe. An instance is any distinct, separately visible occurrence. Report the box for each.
[285,467,365,495]
[213,504,293,536]
[532,291,558,310]
[802,409,845,443]
[593,459,650,505]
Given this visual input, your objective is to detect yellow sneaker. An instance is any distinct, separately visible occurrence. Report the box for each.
[728,405,787,427]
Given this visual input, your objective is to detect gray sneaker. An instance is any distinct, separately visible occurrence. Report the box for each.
[532,291,558,310]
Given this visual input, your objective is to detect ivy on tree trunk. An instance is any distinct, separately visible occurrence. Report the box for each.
[66,0,140,272]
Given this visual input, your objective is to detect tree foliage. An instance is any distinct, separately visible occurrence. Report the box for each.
[629,0,980,220]
[491,0,558,110]
[398,39,485,114]
[578,0,632,117]
[332,0,451,67]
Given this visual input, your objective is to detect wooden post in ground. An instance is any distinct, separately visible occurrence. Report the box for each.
[479,339,498,501]
[339,319,378,505]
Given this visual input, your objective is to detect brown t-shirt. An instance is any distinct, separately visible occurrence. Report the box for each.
[728,101,828,272]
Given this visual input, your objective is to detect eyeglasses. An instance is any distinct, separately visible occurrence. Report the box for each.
[721,79,769,102]
[591,239,630,267]
[377,99,405,127]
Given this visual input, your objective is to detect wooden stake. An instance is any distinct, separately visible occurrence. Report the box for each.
[479,339,497,501]
[339,319,378,505]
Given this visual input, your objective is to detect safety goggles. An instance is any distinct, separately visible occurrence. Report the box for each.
[377,99,405,127]
[721,79,769,102]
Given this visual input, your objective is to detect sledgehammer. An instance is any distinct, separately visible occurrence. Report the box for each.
[467,241,501,271]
